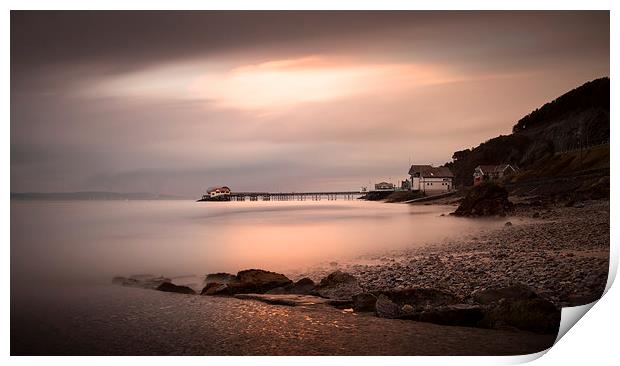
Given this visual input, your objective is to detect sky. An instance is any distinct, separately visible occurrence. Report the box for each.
[11,11,609,196]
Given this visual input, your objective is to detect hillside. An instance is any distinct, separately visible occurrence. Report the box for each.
[444,77,610,189]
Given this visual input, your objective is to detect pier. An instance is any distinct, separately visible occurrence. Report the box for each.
[201,191,365,202]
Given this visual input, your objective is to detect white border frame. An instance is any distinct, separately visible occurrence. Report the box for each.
[3,1,616,365]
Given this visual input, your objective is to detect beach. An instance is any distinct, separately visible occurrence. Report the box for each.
[299,199,610,308]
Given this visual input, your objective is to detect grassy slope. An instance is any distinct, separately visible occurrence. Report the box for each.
[513,145,609,182]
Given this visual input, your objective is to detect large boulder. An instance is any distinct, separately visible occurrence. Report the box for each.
[352,293,378,312]
[201,282,232,296]
[289,278,317,295]
[316,271,363,301]
[201,272,241,295]
[472,284,560,334]
[204,272,237,285]
[156,282,196,294]
[319,270,358,286]
[402,304,486,327]
[266,277,317,295]
[375,295,402,318]
[227,269,292,294]
[376,288,460,309]
[452,182,513,217]
[472,284,537,305]
[485,297,560,334]
[373,288,460,318]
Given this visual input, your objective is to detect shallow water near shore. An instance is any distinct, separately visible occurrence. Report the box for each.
[11,199,508,286]
[9,199,575,355]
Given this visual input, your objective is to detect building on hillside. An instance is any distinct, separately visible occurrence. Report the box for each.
[374,182,395,191]
[473,164,518,186]
[408,165,454,194]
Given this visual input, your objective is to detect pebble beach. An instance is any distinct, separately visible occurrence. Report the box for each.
[299,199,610,308]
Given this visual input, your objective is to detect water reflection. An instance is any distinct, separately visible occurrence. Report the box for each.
[11,200,506,286]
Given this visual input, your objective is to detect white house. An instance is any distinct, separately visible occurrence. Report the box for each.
[408,165,454,194]
[473,164,517,186]
[374,182,395,191]
[205,186,231,198]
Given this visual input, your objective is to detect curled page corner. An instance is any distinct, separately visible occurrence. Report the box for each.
[555,301,598,344]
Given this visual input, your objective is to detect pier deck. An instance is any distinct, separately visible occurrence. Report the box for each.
[201,191,365,201]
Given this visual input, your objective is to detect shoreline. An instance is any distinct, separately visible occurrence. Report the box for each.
[294,198,609,308]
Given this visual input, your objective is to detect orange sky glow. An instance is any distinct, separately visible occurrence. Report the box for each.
[11,11,610,195]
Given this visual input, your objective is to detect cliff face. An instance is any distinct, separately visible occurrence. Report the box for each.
[445,77,610,188]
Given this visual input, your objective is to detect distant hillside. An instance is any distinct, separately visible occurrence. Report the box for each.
[445,77,609,187]
[11,191,188,201]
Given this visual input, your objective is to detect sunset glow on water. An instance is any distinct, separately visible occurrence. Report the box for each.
[11,200,507,285]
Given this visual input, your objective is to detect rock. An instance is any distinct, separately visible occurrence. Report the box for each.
[233,294,334,307]
[401,304,414,314]
[574,202,585,208]
[403,304,486,327]
[472,284,560,334]
[112,274,171,289]
[265,286,288,295]
[201,282,232,296]
[329,261,338,267]
[373,288,460,319]
[156,282,196,294]
[319,270,357,286]
[485,297,560,334]
[326,299,354,308]
[265,277,317,295]
[452,183,513,217]
[505,221,513,226]
[375,295,401,318]
[289,278,317,295]
[227,269,292,294]
[375,288,460,308]
[316,271,362,301]
[472,284,537,305]
[201,273,238,296]
[532,212,540,218]
[352,293,377,312]
[204,272,236,285]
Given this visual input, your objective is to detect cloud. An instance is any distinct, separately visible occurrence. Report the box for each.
[10,11,609,195]
[86,55,467,112]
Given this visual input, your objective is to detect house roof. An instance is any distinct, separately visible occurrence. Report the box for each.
[207,186,231,193]
[408,165,454,178]
[475,164,516,174]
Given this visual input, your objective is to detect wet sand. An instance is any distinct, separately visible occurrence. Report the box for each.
[11,285,554,356]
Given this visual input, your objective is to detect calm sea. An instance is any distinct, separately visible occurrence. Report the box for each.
[11,200,505,286]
